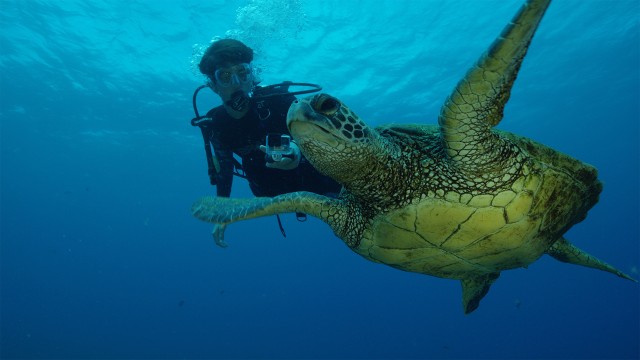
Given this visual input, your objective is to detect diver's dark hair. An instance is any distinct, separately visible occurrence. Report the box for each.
[199,39,254,79]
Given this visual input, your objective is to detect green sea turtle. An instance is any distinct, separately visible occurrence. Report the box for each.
[192,0,636,313]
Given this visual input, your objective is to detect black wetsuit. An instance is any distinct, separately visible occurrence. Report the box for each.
[203,87,341,198]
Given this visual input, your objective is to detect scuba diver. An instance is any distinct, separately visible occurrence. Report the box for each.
[191,39,341,234]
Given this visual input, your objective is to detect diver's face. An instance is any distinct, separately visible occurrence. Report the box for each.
[211,62,254,102]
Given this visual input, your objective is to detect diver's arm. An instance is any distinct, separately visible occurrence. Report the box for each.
[215,153,234,197]
[210,134,234,197]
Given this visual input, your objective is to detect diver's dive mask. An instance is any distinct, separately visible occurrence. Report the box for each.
[211,63,254,112]
[214,63,253,87]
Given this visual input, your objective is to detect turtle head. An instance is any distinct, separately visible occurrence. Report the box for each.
[287,93,381,183]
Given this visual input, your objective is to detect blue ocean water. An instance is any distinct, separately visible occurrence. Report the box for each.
[1,0,639,358]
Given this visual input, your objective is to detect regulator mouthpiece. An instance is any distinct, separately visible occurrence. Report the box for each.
[227,90,251,112]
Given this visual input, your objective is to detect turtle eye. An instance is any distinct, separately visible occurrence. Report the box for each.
[314,94,341,116]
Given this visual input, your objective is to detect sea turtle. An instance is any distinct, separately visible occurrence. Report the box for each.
[192,0,636,313]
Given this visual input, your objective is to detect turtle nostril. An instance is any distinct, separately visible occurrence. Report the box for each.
[314,94,341,116]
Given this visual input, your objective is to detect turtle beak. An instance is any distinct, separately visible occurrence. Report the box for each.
[287,96,340,146]
[286,99,308,130]
[287,93,341,130]
[287,97,332,135]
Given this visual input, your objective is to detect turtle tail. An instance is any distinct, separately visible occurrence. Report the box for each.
[546,237,637,282]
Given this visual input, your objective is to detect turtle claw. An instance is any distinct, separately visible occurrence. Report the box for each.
[212,223,228,248]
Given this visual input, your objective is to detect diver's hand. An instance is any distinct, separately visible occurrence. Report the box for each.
[212,223,228,248]
[260,142,301,170]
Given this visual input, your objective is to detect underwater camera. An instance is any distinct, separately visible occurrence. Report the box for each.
[265,133,292,163]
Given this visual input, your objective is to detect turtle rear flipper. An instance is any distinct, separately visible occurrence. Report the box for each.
[546,237,637,282]
[461,272,501,314]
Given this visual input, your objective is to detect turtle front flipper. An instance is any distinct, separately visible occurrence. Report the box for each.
[192,191,346,246]
[439,0,551,167]
[546,237,637,282]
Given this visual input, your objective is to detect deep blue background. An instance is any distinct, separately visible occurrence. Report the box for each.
[1,0,638,359]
